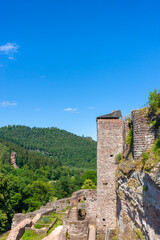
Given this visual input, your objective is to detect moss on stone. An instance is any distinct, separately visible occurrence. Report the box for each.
[127,179,139,191]
[118,190,124,200]
[122,212,131,224]
[133,227,145,240]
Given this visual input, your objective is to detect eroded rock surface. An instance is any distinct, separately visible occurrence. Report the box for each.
[117,168,160,240]
[11,152,19,169]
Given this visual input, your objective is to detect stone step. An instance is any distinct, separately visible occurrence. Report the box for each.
[68,207,78,221]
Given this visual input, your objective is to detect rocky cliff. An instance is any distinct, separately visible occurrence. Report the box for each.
[117,159,160,240]
[116,106,160,240]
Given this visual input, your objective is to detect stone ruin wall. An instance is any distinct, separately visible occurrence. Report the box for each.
[132,109,156,159]
[62,189,97,240]
[10,189,96,240]
[96,118,123,235]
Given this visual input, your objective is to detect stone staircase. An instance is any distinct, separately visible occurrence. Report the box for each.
[68,207,78,221]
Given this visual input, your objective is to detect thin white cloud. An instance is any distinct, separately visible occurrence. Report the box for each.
[8,56,15,60]
[89,107,94,110]
[0,43,19,54]
[64,108,78,112]
[0,101,17,107]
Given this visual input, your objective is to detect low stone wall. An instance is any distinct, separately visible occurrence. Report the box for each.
[11,207,54,229]
[46,189,87,212]
[84,189,97,223]
[7,219,32,240]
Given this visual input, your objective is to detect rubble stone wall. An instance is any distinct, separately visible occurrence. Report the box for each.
[85,189,97,223]
[97,118,123,234]
[132,109,156,159]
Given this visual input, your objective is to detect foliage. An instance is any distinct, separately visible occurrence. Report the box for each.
[24,181,54,212]
[115,153,122,163]
[21,230,45,240]
[0,125,97,234]
[0,232,9,240]
[148,89,160,112]
[148,89,160,127]
[81,170,97,185]
[0,172,23,233]
[140,138,160,172]
[133,227,145,240]
[81,179,96,189]
[0,125,97,169]
[151,137,160,157]
[0,139,85,234]
[142,152,149,165]
[125,122,133,146]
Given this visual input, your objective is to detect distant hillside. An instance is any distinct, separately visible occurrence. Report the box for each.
[0,126,97,169]
[0,138,61,170]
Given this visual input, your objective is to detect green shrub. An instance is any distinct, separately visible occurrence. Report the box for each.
[133,227,145,240]
[125,122,133,146]
[81,179,96,189]
[34,223,42,229]
[115,153,122,163]
[142,152,150,165]
[152,138,160,157]
[148,89,160,112]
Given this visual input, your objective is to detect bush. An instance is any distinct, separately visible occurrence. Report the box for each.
[81,179,96,189]
[152,138,160,155]
[115,153,122,163]
[148,89,160,112]
[125,119,133,146]
[142,152,150,165]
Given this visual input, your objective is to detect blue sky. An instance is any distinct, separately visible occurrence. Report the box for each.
[0,0,160,140]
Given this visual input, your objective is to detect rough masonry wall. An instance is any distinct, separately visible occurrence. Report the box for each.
[85,189,97,223]
[132,109,156,159]
[97,119,123,234]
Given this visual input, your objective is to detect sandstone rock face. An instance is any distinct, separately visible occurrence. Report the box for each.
[11,152,19,169]
[117,169,160,240]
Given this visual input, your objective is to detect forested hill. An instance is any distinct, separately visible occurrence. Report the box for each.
[0,125,97,169]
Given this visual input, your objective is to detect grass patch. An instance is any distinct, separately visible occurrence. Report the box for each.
[34,216,56,229]
[47,219,63,235]
[0,232,9,240]
[21,230,45,240]
[61,206,70,212]
[51,212,65,220]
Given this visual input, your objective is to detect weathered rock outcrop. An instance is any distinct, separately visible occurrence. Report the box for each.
[10,152,19,169]
[117,165,160,240]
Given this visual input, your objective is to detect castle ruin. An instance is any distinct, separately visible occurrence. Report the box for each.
[6,107,160,240]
